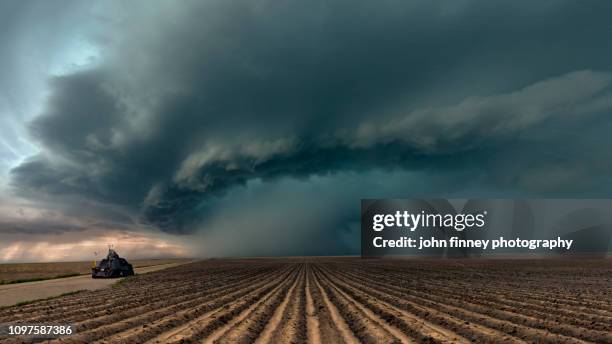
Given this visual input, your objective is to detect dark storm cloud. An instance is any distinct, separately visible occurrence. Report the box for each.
[0,1,93,172]
[9,0,612,251]
[0,219,85,235]
[0,219,135,235]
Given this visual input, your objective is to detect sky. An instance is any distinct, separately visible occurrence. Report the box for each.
[1,0,612,262]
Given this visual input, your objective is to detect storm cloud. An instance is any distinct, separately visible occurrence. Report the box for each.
[4,0,612,256]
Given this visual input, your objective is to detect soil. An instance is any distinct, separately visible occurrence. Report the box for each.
[0,258,610,344]
[0,262,191,307]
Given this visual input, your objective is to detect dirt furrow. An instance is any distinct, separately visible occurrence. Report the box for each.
[333,266,591,344]
[2,267,269,326]
[305,265,322,344]
[398,276,612,326]
[0,258,608,344]
[340,267,610,343]
[313,266,413,344]
[341,261,611,303]
[216,264,305,344]
[314,267,400,344]
[371,268,612,317]
[155,266,300,344]
[256,265,307,344]
[344,266,612,334]
[312,266,359,344]
[396,276,612,333]
[318,265,492,344]
[360,264,612,313]
[47,266,291,344]
[134,266,297,344]
[0,266,263,323]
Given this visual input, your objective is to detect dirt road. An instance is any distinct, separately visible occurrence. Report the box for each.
[0,262,189,307]
[0,258,610,343]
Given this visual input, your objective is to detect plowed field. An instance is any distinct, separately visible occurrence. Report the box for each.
[1,258,610,343]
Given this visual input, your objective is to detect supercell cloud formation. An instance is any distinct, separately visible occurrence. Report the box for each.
[2,0,612,260]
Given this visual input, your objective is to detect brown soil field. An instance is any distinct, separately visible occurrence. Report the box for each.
[0,259,192,284]
[0,257,610,343]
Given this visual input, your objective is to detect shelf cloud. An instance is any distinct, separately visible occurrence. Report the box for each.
[3,0,612,258]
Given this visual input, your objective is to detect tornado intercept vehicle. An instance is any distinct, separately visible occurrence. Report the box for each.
[91,248,135,278]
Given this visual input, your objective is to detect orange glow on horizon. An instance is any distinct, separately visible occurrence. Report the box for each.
[0,229,193,263]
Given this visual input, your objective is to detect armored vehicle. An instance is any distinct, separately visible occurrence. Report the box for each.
[91,248,134,278]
